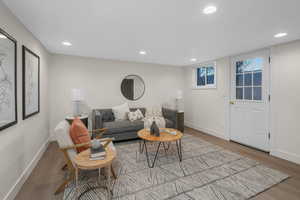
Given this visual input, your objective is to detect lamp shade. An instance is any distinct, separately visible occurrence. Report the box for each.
[71,88,84,101]
[176,90,183,99]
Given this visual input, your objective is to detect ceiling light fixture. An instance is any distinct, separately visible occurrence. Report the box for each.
[0,34,7,39]
[62,41,72,46]
[203,6,217,14]
[190,58,197,62]
[274,32,287,38]
[139,50,146,55]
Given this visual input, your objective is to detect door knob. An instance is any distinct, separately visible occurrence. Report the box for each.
[230,101,235,105]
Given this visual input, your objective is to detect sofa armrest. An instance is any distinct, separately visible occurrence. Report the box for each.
[162,107,177,129]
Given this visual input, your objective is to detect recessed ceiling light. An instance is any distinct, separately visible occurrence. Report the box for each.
[139,50,146,55]
[190,58,197,62]
[62,41,72,46]
[0,34,7,39]
[203,6,217,14]
[274,32,287,38]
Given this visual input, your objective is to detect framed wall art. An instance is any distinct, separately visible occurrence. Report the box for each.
[22,45,40,119]
[0,28,17,131]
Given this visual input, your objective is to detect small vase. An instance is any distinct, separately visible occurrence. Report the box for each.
[150,120,160,137]
[91,139,101,149]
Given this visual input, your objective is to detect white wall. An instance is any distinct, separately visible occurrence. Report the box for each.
[270,41,300,164]
[183,40,300,164]
[184,58,230,140]
[49,54,184,137]
[0,2,50,200]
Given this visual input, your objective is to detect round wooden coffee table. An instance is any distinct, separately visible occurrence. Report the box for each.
[137,128,183,168]
[73,146,116,199]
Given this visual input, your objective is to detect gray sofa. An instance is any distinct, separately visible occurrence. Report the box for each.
[92,107,178,141]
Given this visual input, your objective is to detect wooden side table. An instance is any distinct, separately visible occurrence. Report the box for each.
[176,112,184,132]
[73,146,116,199]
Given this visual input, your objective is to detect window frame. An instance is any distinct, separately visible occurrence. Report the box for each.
[193,61,217,89]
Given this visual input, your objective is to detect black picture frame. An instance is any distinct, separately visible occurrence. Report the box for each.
[22,45,40,119]
[121,74,145,101]
[0,28,18,131]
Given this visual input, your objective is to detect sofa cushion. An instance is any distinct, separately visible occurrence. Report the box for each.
[112,103,130,120]
[103,120,144,134]
[95,109,115,122]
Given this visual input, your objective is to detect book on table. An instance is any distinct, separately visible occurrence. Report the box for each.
[90,144,106,160]
[90,156,105,161]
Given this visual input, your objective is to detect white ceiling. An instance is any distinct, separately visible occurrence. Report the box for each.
[3,0,300,66]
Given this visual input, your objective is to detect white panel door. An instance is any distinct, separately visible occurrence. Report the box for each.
[230,50,270,152]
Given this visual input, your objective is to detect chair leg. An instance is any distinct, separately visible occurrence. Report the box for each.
[61,164,68,171]
[111,165,117,179]
[54,172,75,195]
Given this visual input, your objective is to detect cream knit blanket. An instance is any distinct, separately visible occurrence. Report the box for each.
[143,116,166,129]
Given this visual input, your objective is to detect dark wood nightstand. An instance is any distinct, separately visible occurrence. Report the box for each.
[176,112,184,132]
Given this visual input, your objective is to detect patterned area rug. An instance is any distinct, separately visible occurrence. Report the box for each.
[63,135,289,200]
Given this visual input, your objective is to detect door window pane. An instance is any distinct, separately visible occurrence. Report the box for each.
[253,87,262,100]
[244,73,252,86]
[236,88,243,99]
[243,58,263,72]
[244,87,252,100]
[236,61,244,73]
[235,57,263,101]
[236,74,243,86]
[253,72,262,86]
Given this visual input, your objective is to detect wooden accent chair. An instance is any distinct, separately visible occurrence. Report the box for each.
[54,120,117,195]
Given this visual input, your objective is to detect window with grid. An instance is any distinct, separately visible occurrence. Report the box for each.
[195,63,216,88]
[235,58,263,101]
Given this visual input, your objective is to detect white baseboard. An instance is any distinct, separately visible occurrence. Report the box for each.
[271,149,300,165]
[185,122,300,165]
[185,121,229,141]
[4,137,50,200]
[49,132,56,141]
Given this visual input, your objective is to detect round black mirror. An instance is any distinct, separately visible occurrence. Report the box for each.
[121,75,145,101]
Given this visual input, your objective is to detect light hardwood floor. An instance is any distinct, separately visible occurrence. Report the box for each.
[15,127,300,200]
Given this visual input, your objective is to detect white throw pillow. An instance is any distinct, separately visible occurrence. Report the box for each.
[112,103,130,120]
[128,109,144,122]
[128,111,138,122]
[146,107,162,118]
[153,107,162,117]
